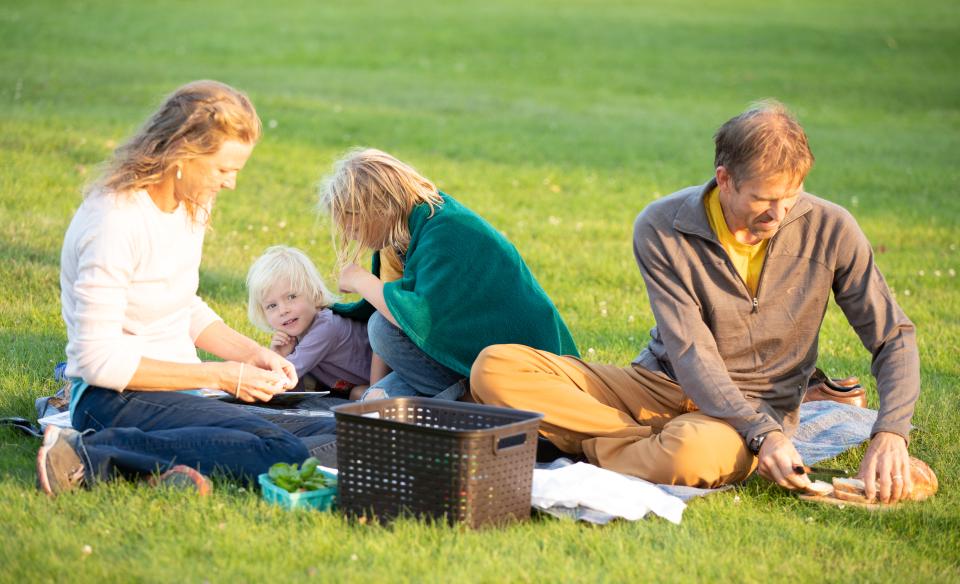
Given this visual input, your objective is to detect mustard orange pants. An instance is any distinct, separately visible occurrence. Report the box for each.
[470,344,758,488]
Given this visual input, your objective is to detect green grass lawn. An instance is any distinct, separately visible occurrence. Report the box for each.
[2,0,958,581]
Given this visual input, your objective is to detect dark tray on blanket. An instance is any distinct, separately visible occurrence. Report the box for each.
[214,391,329,405]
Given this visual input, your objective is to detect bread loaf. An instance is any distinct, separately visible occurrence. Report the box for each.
[832,477,871,503]
[827,458,938,503]
[803,480,834,497]
[908,457,938,501]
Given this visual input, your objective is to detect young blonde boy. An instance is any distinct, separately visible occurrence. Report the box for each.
[247,246,372,400]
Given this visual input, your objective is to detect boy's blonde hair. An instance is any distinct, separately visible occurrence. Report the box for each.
[246,246,338,332]
[318,148,443,267]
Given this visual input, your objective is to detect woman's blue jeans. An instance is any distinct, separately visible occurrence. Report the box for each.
[365,312,467,400]
[71,387,335,484]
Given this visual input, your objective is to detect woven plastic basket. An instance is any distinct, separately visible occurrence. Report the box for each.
[332,398,543,528]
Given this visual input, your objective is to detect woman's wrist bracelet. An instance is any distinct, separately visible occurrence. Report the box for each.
[235,362,245,399]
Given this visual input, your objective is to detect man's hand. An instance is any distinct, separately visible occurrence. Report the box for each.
[857,431,912,504]
[270,331,296,358]
[756,431,811,491]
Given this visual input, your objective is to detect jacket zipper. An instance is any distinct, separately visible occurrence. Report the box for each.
[702,229,777,314]
[751,232,779,313]
[676,190,810,314]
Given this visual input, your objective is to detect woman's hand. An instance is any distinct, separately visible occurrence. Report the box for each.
[247,346,298,389]
[270,331,296,357]
[218,361,289,403]
[338,263,372,294]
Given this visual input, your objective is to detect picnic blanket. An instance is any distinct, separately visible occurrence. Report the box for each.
[531,400,878,524]
[33,394,877,525]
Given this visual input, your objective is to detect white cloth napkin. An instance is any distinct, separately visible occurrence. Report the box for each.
[532,461,686,524]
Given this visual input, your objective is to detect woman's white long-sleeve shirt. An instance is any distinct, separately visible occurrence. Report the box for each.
[60,189,222,390]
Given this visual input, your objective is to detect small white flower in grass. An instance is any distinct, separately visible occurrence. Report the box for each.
[628,315,635,323]
[309,239,316,246]
[277,220,287,229]
[917,270,924,276]
[548,216,561,226]
[805,516,815,524]
[268,119,278,129]
[628,336,635,341]
[600,309,608,317]
[904,289,911,296]
[350,554,358,561]
[82,545,92,555]
[247,225,253,231]
[261,226,269,232]
[243,244,250,251]
[949,269,956,277]
[733,495,741,504]
[934,270,941,277]
[949,244,956,251]
[587,348,596,356]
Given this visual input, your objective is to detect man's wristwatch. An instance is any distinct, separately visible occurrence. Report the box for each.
[748,431,771,455]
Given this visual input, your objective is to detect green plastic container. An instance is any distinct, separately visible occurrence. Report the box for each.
[258,470,338,511]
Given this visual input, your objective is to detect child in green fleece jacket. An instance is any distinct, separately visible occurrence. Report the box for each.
[320,147,579,401]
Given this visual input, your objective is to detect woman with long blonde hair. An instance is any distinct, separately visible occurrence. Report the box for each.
[321,148,579,401]
[37,81,333,496]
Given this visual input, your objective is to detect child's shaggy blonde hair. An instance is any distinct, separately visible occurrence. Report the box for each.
[246,246,338,332]
[318,148,443,267]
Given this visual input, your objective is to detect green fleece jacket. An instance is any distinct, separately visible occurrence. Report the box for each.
[334,193,579,376]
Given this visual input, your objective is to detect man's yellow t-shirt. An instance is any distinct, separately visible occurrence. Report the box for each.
[704,187,767,296]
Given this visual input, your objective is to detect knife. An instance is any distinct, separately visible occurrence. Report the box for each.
[793,465,851,477]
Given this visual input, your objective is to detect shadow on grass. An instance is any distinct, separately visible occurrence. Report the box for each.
[0,239,61,268]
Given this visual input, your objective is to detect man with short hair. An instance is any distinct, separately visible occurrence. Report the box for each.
[471,101,919,503]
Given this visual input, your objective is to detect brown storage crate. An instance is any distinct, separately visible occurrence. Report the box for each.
[331,397,543,528]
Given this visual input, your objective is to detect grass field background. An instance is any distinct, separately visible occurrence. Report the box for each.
[1,0,958,581]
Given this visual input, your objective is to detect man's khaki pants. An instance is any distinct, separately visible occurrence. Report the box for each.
[470,344,758,488]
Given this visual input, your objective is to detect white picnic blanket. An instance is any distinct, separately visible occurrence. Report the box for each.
[531,400,878,524]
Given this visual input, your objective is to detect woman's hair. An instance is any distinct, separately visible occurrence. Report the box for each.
[246,246,338,332]
[87,80,262,224]
[318,148,443,266]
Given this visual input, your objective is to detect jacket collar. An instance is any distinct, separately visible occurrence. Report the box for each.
[673,178,813,241]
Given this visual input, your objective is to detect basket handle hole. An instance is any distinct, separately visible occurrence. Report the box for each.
[496,433,527,451]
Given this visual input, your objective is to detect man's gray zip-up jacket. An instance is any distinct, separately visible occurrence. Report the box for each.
[632,179,919,447]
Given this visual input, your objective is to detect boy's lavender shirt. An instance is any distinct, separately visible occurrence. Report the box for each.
[285,308,372,388]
